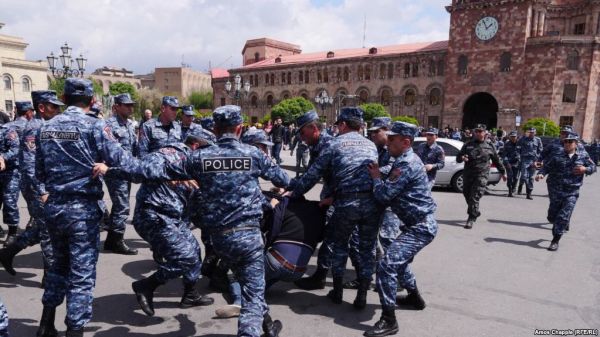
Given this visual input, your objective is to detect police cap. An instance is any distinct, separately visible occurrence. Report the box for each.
[114,93,135,105]
[31,90,64,106]
[368,117,392,131]
[64,78,94,97]
[213,105,243,127]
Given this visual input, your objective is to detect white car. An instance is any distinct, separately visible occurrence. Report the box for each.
[412,137,502,192]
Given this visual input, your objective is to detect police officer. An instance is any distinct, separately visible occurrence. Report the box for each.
[364,121,438,337]
[456,124,506,229]
[0,91,63,277]
[292,110,336,290]
[138,96,182,157]
[35,78,139,337]
[415,127,445,190]
[200,116,215,132]
[0,298,7,337]
[289,132,309,177]
[0,120,20,243]
[517,127,543,199]
[180,105,202,141]
[288,107,380,309]
[103,93,138,255]
[501,131,521,197]
[536,132,595,251]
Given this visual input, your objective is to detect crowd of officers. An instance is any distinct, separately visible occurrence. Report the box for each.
[0,77,595,337]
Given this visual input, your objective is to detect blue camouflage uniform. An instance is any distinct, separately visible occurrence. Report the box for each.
[0,125,20,229]
[36,79,138,330]
[538,132,595,238]
[111,105,290,337]
[372,122,438,311]
[6,112,31,226]
[104,94,138,235]
[0,298,7,337]
[289,108,380,282]
[501,132,521,194]
[415,128,445,189]
[138,96,182,157]
[289,135,309,177]
[517,129,543,194]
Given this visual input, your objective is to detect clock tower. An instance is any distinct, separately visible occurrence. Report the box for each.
[443,0,548,130]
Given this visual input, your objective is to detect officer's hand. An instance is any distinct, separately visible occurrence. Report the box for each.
[535,174,544,181]
[501,175,507,182]
[282,190,294,198]
[573,165,586,175]
[534,161,542,169]
[0,156,5,171]
[92,163,109,178]
[319,197,334,207]
[462,155,469,162]
[367,162,381,179]
[40,193,49,204]
[424,164,434,171]
[181,180,199,190]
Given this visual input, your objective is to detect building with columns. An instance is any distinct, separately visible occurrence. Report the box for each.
[213,0,600,140]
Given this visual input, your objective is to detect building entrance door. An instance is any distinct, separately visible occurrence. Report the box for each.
[462,92,498,129]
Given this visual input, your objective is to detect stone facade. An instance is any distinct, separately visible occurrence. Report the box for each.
[89,66,142,94]
[153,67,212,98]
[213,0,600,140]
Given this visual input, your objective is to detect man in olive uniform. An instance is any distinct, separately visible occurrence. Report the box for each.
[456,124,506,229]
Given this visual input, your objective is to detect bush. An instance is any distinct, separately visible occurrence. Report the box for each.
[359,103,390,122]
[271,97,314,124]
[392,115,419,126]
[522,117,559,137]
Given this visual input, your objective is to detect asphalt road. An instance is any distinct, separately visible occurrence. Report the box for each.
[1,149,599,337]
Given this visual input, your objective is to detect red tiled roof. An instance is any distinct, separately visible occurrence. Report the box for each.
[236,40,448,70]
[211,68,230,79]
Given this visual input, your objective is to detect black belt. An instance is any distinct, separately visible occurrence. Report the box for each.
[207,226,257,236]
[268,248,307,273]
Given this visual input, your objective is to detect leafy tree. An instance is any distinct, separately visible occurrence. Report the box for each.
[260,113,271,125]
[359,103,390,122]
[109,82,140,102]
[522,117,559,137]
[137,87,163,119]
[187,91,213,109]
[271,97,314,124]
[392,115,419,125]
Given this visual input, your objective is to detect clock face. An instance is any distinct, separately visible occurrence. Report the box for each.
[475,16,499,41]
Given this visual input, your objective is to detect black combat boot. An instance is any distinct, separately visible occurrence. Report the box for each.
[36,306,58,337]
[65,328,84,337]
[548,234,562,251]
[0,242,23,275]
[526,188,533,200]
[0,226,4,238]
[364,308,398,337]
[517,182,523,195]
[327,276,344,304]
[464,217,475,229]
[343,266,360,289]
[353,278,371,309]
[294,266,328,290]
[396,284,426,310]
[26,217,35,229]
[132,275,163,316]
[104,231,138,255]
[180,281,214,308]
[4,226,17,247]
[262,313,283,337]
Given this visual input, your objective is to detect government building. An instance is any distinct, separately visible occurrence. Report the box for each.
[212,0,600,140]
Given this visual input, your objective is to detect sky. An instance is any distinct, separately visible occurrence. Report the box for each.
[0,0,450,75]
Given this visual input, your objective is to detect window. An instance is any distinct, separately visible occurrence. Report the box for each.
[270,73,274,86]
[21,77,31,92]
[412,62,419,77]
[336,67,341,82]
[343,67,349,81]
[265,74,269,86]
[3,76,14,91]
[220,97,226,106]
[305,70,309,84]
[429,59,437,76]
[380,64,386,79]
[358,65,364,80]
[500,52,512,72]
[567,50,580,70]
[387,63,394,79]
[255,52,260,62]
[439,141,459,156]
[281,72,285,84]
[287,72,291,85]
[5,100,13,112]
[358,90,369,104]
[404,89,416,106]
[299,71,304,84]
[380,89,392,106]
[317,69,322,83]
[437,60,445,76]
[458,55,468,75]
[365,64,371,80]
[404,63,411,78]
[559,116,574,127]
[323,68,328,83]
[574,23,585,35]
[267,95,274,107]
[428,116,439,129]
[562,84,577,103]
[429,88,441,106]
[251,95,258,108]
[301,93,308,100]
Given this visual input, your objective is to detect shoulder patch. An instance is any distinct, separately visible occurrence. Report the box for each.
[202,157,252,172]
[103,125,115,141]
[40,130,80,141]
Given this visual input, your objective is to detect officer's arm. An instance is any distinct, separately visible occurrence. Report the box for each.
[20,131,47,197]
[536,139,543,160]
[1,129,20,166]
[34,130,46,184]
[435,147,445,170]
[258,150,290,188]
[581,152,596,175]
[289,146,332,196]
[490,145,506,175]
[373,160,411,205]
[456,143,467,163]
[138,123,150,158]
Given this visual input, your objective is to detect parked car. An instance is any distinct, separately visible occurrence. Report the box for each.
[412,137,502,192]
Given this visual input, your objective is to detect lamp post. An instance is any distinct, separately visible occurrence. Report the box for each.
[47,42,87,78]
[224,74,251,106]
[333,93,358,119]
[315,90,334,121]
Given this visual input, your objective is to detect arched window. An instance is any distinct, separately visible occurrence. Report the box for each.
[299,70,304,84]
[336,67,341,82]
[500,52,512,72]
[404,63,411,77]
[301,93,308,100]
[429,88,441,106]
[343,67,350,81]
[429,59,437,76]
[380,89,392,106]
[567,50,580,70]
[358,65,364,80]
[404,89,416,106]
[358,89,369,104]
[305,70,310,84]
[412,62,419,77]
[365,64,371,80]
[337,90,348,106]
[251,95,258,108]
[267,95,274,107]
[265,74,269,86]
[437,60,445,76]
[21,77,31,92]
[387,63,394,79]
[287,72,291,84]
[270,73,275,86]
[3,75,12,90]
[317,69,322,83]
[323,68,328,83]
[281,72,285,84]
[380,64,386,79]
[458,55,468,75]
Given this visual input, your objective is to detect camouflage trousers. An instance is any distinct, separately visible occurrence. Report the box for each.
[105,178,131,234]
[329,198,380,280]
[462,172,489,219]
[15,189,54,266]
[42,198,102,330]
[376,215,437,310]
[210,228,267,337]
[519,160,536,191]
[0,170,20,226]
[505,163,520,192]
[348,208,401,267]
[548,189,579,237]
[0,298,7,337]
[132,207,201,285]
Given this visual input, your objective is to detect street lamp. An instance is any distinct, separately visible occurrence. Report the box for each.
[47,42,87,78]
[315,90,334,120]
[333,93,358,119]
[224,74,251,105]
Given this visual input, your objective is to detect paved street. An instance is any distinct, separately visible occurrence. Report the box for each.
[1,150,599,337]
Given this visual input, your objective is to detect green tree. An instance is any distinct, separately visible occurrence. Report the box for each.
[359,103,390,122]
[109,82,139,102]
[392,115,419,125]
[270,97,314,124]
[187,91,213,109]
[522,117,559,137]
[137,87,163,119]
